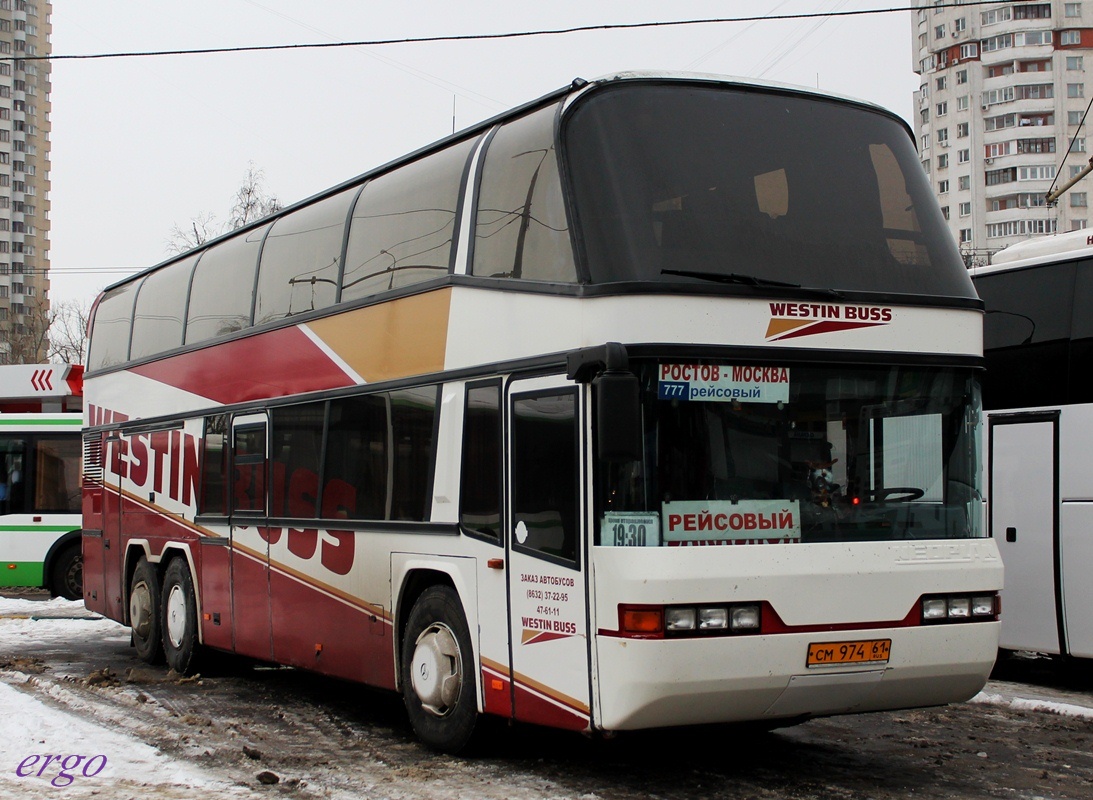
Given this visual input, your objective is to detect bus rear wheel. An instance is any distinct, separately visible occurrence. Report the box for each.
[129,557,164,664]
[161,557,201,675]
[401,586,478,753]
[50,543,82,601]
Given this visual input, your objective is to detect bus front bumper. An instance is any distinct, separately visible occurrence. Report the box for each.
[593,621,999,731]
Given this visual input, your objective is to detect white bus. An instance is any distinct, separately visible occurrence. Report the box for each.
[82,72,1001,752]
[972,229,1093,661]
[0,364,84,600]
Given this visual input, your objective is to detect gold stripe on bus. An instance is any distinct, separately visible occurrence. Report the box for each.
[205,538,390,623]
[481,655,590,716]
[305,288,452,383]
[115,487,223,540]
[480,655,508,676]
[267,555,391,623]
[111,487,390,622]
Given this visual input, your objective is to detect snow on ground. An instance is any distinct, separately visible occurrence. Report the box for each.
[0,597,260,799]
[0,680,258,799]
[0,595,122,643]
[969,690,1093,721]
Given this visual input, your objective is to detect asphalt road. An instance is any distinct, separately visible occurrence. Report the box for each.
[1,594,1091,799]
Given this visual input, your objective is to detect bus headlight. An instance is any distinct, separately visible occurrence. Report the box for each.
[730,604,761,631]
[948,597,971,618]
[665,607,696,631]
[972,595,995,617]
[697,607,729,630]
[922,598,948,620]
[921,592,998,623]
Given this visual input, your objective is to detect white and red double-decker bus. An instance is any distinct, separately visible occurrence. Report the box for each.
[82,73,1001,752]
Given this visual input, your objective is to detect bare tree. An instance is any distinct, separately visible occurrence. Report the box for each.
[0,295,52,364]
[48,299,91,365]
[166,211,219,255]
[0,297,91,366]
[165,164,282,255]
[227,163,282,230]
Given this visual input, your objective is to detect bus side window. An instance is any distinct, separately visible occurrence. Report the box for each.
[130,252,199,361]
[33,438,81,513]
[200,415,229,515]
[460,382,502,541]
[86,280,141,371]
[978,263,1075,409]
[269,402,325,519]
[341,137,476,304]
[232,424,267,514]
[255,189,356,326]
[185,226,269,346]
[325,395,389,521]
[0,437,26,514]
[390,386,439,522]
[473,103,578,283]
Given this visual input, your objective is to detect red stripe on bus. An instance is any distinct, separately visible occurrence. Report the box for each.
[512,683,590,731]
[130,326,356,405]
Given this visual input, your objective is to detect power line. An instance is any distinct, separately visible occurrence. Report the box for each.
[1045,90,1093,203]
[6,2,1014,63]
[39,267,141,276]
[241,0,508,111]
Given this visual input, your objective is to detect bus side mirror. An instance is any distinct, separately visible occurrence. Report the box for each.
[594,371,641,462]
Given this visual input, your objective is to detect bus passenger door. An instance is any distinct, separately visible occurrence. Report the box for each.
[80,433,107,612]
[229,414,273,660]
[505,377,592,731]
[102,432,126,620]
[990,413,1061,655]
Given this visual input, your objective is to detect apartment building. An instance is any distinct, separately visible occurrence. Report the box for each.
[0,0,49,364]
[913,1,1093,264]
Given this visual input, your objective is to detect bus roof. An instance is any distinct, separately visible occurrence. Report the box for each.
[98,71,909,299]
[972,229,1093,276]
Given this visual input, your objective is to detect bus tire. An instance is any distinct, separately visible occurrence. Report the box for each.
[50,543,83,602]
[401,585,478,754]
[161,557,201,675]
[129,557,164,664]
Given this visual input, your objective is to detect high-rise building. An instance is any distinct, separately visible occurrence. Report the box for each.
[0,0,49,364]
[913,1,1093,265]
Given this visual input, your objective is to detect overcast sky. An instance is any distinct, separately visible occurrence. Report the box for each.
[46,1,919,306]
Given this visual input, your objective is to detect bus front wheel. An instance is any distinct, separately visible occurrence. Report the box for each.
[401,585,478,753]
[129,557,164,664]
[161,557,201,675]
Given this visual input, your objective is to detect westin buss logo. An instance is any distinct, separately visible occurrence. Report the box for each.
[765,302,893,342]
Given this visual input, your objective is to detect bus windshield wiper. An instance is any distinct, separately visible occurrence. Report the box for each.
[661,268,843,298]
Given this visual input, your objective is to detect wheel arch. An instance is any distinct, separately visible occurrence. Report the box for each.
[121,541,201,634]
[158,543,203,644]
[391,555,478,698]
[121,541,153,625]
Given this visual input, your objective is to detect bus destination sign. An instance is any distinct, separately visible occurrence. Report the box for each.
[657,364,789,404]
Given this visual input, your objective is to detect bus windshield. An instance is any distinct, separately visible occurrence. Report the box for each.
[564,83,974,299]
[596,362,983,546]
